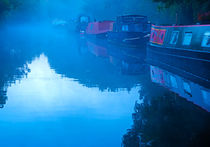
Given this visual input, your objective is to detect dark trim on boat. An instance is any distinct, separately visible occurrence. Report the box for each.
[108,32,148,48]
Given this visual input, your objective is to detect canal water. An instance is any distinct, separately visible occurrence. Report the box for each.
[0,25,210,147]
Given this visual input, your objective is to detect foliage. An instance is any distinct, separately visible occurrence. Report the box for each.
[0,0,40,20]
[153,0,210,23]
[0,0,19,17]
[82,0,166,22]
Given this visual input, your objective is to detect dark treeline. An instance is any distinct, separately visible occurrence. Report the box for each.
[0,0,18,19]
[153,0,210,24]
[82,0,176,24]
[0,0,40,23]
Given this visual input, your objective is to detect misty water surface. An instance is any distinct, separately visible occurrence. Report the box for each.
[0,26,209,147]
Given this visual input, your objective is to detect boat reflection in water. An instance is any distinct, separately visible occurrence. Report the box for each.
[122,65,210,147]
[83,38,210,111]
[122,85,210,147]
[150,65,210,112]
[85,38,147,75]
[48,38,144,92]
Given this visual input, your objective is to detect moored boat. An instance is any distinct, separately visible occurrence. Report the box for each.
[107,15,151,47]
[148,24,210,81]
[86,21,114,39]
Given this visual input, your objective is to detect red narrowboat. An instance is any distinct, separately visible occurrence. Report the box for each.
[86,21,114,39]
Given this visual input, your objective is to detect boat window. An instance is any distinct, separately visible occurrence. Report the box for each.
[183,81,192,97]
[182,32,192,46]
[201,32,210,47]
[202,90,210,106]
[122,25,129,32]
[170,31,179,45]
[135,17,147,23]
[131,24,143,32]
[90,23,94,30]
[170,75,178,88]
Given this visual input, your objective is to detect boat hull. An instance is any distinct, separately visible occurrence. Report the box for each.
[147,45,210,88]
[107,32,149,48]
[86,32,108,39]
[85,21,114,39]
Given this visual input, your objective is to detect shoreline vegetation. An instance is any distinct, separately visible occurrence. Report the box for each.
[0,0,19,19]
[153,0,210,24]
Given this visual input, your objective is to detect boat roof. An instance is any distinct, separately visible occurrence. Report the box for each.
[118,15,147,18]
[152,24,210,28]
[116,15,148,24]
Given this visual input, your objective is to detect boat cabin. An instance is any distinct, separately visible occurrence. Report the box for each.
[150,24,210,52]
[113,15,151,33]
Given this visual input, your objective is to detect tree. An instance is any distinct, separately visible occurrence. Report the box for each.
[152,0,210,24]
[0,0,19,18]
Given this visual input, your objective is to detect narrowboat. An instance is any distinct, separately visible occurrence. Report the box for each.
[86,21,114,39]
[150,64,210,112]
[148,24,210,82]
[107,15,151,47]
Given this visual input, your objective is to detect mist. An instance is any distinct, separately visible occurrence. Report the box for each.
[3,0,176,26]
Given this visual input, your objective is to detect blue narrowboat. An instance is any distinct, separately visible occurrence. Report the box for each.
[148,24,210,83]
[107,15,151,47]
